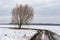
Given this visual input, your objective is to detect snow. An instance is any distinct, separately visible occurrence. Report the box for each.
[0,25,18,28]
[0,25,60,40]
[0,28,37,40]
[22,25,60,35]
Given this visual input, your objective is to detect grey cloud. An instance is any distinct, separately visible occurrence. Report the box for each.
[32,16,60,24]
[0,16,11,23]
[0,0,60,23]
[0,0,17,23]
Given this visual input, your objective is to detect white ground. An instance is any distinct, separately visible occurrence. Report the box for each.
[22,25,60,35]
[0,28,37,40]
[0,25,60,40]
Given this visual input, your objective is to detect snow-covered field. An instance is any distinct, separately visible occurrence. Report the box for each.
[0,25,60,40]
[0,28,37,40]
[22,25,60,35]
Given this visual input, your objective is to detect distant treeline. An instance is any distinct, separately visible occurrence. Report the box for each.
[0,23,60,26]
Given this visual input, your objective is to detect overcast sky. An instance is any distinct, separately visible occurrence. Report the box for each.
[0,0,60,24]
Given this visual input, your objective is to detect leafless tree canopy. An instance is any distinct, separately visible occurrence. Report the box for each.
[12,5,18,24]
[11,4,33,28]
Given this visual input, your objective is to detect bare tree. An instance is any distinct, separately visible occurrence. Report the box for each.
[11,4,33,29]
[11,4,19,24]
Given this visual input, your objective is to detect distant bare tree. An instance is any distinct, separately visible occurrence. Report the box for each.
[11,4,33,28]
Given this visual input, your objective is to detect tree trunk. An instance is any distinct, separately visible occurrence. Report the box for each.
[18,19,21,29]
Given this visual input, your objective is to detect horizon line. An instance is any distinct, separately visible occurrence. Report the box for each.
[0,23,60,26]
